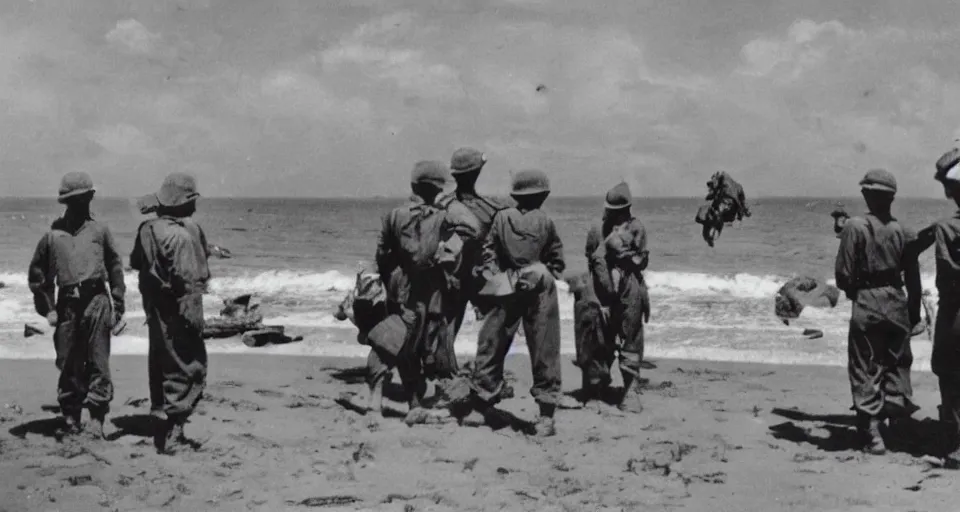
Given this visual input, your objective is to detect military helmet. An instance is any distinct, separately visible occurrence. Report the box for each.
[859,169,897,194]
[450,148,486,174]
[604,182,632,210]
[510,169,550,196]
[410,160,450,187]
[936,148,960,183]
[157,172,201,207]
[57,172,95,203]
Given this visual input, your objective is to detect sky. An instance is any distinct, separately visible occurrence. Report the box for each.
[2,0,960,198]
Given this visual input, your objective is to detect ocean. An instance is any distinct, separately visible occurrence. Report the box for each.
[0,196,951,369]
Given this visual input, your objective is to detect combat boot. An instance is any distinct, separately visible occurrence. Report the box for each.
[86,409,106,440]
[62,411,83,437]
[859,414,886,455]
[534,403,557,438]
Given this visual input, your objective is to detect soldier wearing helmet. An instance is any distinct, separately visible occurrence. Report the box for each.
[462,168,565,437]
[27,172,126,440]
[129,172,211,454]
[445,148,511,361]
[835,168,917,455]
[578,182,650,409]
[375,161,482,424]
[912,147,960,467]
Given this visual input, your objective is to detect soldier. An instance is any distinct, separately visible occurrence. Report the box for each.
[835,169,915,455]
[130,173,210,454]
[27,172,126,439]
[132,192,211,422]
[582,183,650,409]
[466,169,565,437]
[446,148,511,341]
[376,161,481,423]
[925,147,960,466]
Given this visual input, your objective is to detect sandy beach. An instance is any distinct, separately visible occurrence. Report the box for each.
[0,351,955,512]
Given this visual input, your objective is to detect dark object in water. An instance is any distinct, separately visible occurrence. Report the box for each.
[241,326,303,347]
[220,294,254,316]
[203,294,301,344]
[775,276,841,325]
[24,324,44,338]
[204,312,265,338]
[204,294,264,338]
[208,244,232,259]
[0,281,5,289]
[802,328,824,339]
[694,172,751,247]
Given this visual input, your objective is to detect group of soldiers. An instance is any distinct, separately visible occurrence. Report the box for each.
[23,144,960,462]
[834,148,960,465]
[27,171,210,454]
[353,148,650,437]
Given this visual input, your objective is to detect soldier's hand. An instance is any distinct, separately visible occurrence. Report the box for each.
[46,312,58,327]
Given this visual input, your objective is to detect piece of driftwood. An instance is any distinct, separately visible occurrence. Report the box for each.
[203,311,265,339]
[203,294,301,345]
[241,326,303,347]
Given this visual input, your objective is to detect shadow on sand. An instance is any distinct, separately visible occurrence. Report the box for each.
[769,407,944,457]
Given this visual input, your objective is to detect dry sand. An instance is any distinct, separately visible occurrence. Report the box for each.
[0,352,957,512]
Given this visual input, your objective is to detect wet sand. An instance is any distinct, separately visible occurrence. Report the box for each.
[0,353,956,511]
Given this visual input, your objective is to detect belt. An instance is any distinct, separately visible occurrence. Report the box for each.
[60,279,108,300]
[856,270,903,290]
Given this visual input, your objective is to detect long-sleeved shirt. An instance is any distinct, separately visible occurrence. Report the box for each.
[585,218,649,303]
[481,207,565,278]
[835,213,909,329]
[454,191,511,282]
[130,216,210,297]
[375,199,482,279]
[932,212,960,304]
[28,217,126,317]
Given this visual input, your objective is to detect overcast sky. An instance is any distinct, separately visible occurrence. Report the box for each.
[2,0,960,198]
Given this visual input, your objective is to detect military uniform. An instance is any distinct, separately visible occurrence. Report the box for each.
[471,169,564,435]
[446,148,511,347]
[835,169,913,454]
[929,148,960,463]
[28,172,125,437]
[580,183,650,398]
[132,194,211,418]
[130,173,210,453]
[376,161,481,409]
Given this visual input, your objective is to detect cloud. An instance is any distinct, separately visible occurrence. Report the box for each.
[320,12,465,100]
[87,123,157,156]
[4,3,960,198]
[105,19,160,54]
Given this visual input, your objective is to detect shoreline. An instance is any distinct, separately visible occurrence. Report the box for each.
[1,353,956,511]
